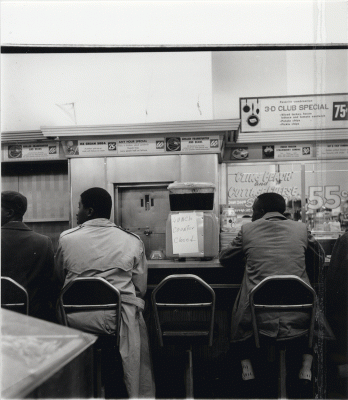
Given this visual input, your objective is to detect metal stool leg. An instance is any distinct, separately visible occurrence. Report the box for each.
[94,347,103,398]
[185,346,194,398]
[278,348,287,399]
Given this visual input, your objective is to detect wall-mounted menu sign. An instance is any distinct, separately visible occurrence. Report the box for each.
[117,138,162,154]
[229,143,314,162]
[240,93,348,133]
[181,137,219,151]
[61,136,220,157]
[3,143,60,161]
[273,144,313,159]
[171,212,200,255]
[317,143,348,159]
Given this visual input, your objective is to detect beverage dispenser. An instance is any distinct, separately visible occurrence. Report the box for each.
[165,182,219,260]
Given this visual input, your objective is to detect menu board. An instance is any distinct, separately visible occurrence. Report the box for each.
[4,143,60,161]
[274,144,313,159]
[171,212,199,255]
[117,139,163,154]
[317,143,348,158]
[240,93,348,133]
[60,136,220,157]
[181,137,219,151]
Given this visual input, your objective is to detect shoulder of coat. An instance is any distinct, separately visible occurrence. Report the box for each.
[113,224,141,241]
[60,226,82,238]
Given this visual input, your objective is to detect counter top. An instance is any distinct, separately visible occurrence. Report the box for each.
[147,258,330,268]
[146,257,330,289]
[1,309,97,399]
[147,258,222,268]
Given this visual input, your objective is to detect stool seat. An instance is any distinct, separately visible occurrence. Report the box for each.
[249,275,316,399]
[58,276,122,398]
[1,276,29,315]
[152,274,216,398]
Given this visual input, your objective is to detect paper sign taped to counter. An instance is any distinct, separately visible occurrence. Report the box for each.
[171,212,199,255]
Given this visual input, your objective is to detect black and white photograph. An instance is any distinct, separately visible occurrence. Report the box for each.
[1,1,347,399]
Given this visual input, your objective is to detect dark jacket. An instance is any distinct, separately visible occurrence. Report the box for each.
[1,221,59,322]
[220,212,325,342]
[325,232,348,356]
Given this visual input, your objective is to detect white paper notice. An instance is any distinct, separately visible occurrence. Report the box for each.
[171,212,199,255]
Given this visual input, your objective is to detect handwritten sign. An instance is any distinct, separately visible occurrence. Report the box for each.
[171,212,199,255]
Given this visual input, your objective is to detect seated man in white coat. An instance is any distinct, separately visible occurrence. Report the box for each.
[55,187,155,398]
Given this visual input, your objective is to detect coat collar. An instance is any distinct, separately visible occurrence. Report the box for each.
[262,211,287,220]
[1,221,32,231]
[80,218,116,228]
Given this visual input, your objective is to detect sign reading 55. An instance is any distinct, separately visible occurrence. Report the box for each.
[308,186,341,210]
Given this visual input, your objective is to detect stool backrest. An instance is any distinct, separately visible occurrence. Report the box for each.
[151,274,216,346]
[59,277,121,345]
[1,276,29,315]
[249,275,316,348]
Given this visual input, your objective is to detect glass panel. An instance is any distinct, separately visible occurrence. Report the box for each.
[304,160,348,232]
[225,160,348,233]
[226,163,302,217]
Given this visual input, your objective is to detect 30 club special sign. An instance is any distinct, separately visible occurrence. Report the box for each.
[240,93,348,133]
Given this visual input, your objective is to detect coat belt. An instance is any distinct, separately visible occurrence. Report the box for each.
[121,294,145,311]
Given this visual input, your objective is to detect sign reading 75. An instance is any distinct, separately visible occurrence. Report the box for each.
[333,102,348,120]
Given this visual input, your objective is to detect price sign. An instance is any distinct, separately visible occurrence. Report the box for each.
[308,185,343,210]
[332,102,348,120]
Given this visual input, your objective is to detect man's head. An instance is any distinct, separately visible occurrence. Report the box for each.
[1,191,28,226]
[77,187,112,225]
[252,192,286,221]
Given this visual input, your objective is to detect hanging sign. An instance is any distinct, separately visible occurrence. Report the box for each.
[79,141,109,154]
[317,143,348,159]
[61,136,221,157]
[4,143,60,161]
[180,136,219,152]
[274,144,313,159]
[171,212,199,255]
[240,93,348,133]
[117,138,164,154]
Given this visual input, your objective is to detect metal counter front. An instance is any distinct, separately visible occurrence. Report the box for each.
[147,258,244,288]
[146,257,329,399]
[147,257,330,285]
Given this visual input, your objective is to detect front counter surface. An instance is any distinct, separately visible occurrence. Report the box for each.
[147,258,244,288]
[1,309,97,399]
[147,257,329,288]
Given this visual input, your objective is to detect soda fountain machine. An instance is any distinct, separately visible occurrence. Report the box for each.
[165,182,219,260]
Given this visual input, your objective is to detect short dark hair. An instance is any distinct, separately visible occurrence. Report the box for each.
[1,191,27,217]
[80,187,112,219]
[256,192,286,214]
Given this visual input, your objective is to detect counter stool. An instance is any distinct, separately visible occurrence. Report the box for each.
[59,277,121,398]
[1,276,29,315]
[249,275,316,399]
[151,274,216,398]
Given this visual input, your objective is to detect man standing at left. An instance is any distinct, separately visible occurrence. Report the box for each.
[1,191,58,322]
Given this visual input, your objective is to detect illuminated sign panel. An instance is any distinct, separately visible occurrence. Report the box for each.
[240,94,348,133]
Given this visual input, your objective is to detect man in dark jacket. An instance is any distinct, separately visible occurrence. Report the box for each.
[219,192,325,382]
[325,231,348,398]
[1,191,58,322]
